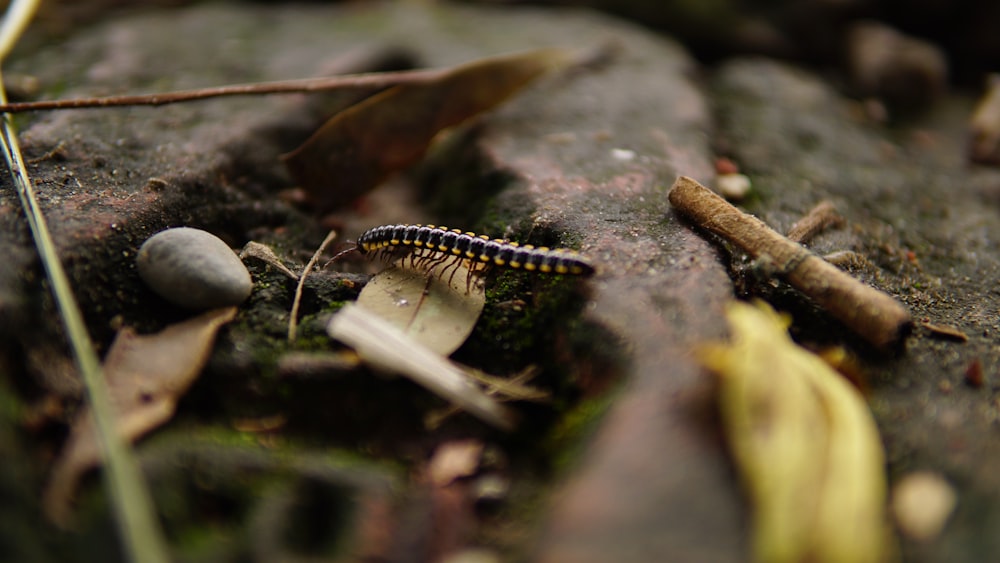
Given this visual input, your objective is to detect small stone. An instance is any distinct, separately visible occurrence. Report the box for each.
[714,156,739,175]
[892,471,957,541]
[610,148,636,161]
[964,358,984,388]
[715,173,752,200]
[137,227,252,310]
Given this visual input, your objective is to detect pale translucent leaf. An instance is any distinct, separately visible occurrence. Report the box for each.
[356,263,485,357]
[327,303,513,430]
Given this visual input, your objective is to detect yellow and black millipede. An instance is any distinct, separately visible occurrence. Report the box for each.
[357,224,595,276]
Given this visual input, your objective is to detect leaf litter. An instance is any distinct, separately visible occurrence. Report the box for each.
[272,224,544,432]
[411,440,491,561]
[327,303,515,431]
[13,32,611,552]
[425,365,549,430]
[343,256,531,431]
[43,306,237,526]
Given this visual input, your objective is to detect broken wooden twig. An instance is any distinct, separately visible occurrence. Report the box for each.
[668,176,912,349]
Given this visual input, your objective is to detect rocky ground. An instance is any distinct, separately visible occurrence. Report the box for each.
[1,2,999,562]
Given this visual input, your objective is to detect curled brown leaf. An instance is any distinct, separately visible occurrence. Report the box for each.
[283,48,577,212]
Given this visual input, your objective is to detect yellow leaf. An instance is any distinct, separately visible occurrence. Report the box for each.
[697,300,895,563]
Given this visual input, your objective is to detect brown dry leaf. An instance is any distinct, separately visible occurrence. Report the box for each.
[282,48,576,212]
[401,440,489,562]
[43,307,237,525]
[239,240,299,280]
[356,263,485,357]
[696,300,895,563]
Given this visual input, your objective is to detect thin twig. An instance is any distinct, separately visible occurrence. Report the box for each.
[0,67,450,113]
[786,200,844,245]
[0,42,622,114]
[0,1,169,562]
[288,230,338,343]
[669,176,912,349]
[424,365,548,429]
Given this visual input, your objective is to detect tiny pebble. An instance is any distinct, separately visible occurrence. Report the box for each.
[716,173,752,200]
[847,21,947,110]
[137,227,252,310]
[610,148,636,161]
[892,471,957,541]
[964,358,984,388]
[714,156,739,175]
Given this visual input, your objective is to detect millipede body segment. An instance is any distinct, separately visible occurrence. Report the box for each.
[357,224,595,276]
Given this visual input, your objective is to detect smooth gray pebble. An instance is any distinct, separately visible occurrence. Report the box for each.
[137,227,252,310]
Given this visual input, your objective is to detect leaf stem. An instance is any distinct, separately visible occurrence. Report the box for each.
[0,67,448,113]
[0,42,621,114]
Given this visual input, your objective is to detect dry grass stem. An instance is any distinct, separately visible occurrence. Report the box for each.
[0,0,170,560]
[288,230,337,343]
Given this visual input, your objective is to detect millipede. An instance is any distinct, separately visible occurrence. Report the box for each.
[354,224,595,279]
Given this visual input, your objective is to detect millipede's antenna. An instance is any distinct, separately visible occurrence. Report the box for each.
[322,242,359,269]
